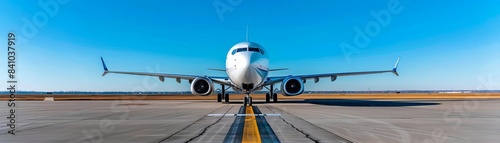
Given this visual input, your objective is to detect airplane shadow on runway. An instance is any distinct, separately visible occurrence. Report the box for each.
[226,99,441,107]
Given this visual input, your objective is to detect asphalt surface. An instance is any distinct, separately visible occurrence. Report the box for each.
[1,99,499,143]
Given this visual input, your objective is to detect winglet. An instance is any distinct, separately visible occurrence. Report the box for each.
[100,57,109,76]
[392,56,400,76]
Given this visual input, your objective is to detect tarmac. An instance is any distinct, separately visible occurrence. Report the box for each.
[1,98,499,143]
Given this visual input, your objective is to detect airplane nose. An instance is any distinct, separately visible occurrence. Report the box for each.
[240,56,250,75]
[237,53,256,83]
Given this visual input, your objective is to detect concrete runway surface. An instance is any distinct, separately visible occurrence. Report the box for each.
[1,99,499,143]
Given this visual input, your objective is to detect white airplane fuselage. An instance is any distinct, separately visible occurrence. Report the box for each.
[226,42,269,93]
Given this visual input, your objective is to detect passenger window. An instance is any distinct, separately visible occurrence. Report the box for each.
[231,49,236,55]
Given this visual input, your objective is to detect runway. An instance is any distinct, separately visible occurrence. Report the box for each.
[1,99,500,143]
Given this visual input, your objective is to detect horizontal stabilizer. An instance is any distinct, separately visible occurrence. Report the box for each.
[208,68,226,71]
[269,68,289,71]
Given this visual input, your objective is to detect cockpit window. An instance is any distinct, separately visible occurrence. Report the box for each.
[236,48,247,52]
[249,47,259,52]
[232,47,264,55]
[249,47,265,55]
[232,48,247,55]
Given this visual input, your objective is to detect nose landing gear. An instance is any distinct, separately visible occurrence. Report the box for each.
[244,94,252,106]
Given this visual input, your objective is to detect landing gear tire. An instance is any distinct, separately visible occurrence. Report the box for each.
[273,93,278,102]
[217,94,222,102]
[249,97,253,106]
[244,96,248,106]
[224,93,229,103]
[265,93,270,103]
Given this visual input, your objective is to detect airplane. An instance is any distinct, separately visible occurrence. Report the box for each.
[100,38,400,106]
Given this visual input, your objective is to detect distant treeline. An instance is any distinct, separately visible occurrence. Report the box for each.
[1,90,499,95]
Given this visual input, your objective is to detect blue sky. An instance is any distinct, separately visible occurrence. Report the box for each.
[1,0,499,91]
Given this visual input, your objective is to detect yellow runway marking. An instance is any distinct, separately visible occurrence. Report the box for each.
[242,106,261,143]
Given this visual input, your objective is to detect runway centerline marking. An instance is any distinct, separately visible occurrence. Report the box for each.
[223,106,280,143]
[207,114,281,117]
[242,106,261,143]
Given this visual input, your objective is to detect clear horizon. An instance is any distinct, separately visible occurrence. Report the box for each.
[1,1,499,92]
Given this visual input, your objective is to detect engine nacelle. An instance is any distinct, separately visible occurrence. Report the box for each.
[280,76,304,96]
[190,77,214,96]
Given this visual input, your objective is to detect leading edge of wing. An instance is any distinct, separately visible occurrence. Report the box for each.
[262,56,400,86]
[299,56,400,78]
[100,57,232,85]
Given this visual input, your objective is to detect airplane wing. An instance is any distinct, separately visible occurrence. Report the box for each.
[261,57,400,86]
[100,57,233,86]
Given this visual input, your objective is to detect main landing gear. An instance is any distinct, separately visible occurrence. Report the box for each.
[217,85,230,103]
[218,84,276,105]
[265,84,278,103]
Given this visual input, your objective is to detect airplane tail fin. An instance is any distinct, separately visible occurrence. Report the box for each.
[246,25,249,42]
[208,68,287,72]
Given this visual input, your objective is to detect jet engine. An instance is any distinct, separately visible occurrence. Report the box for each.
[190,77,214,96]
[280,76,304,96]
